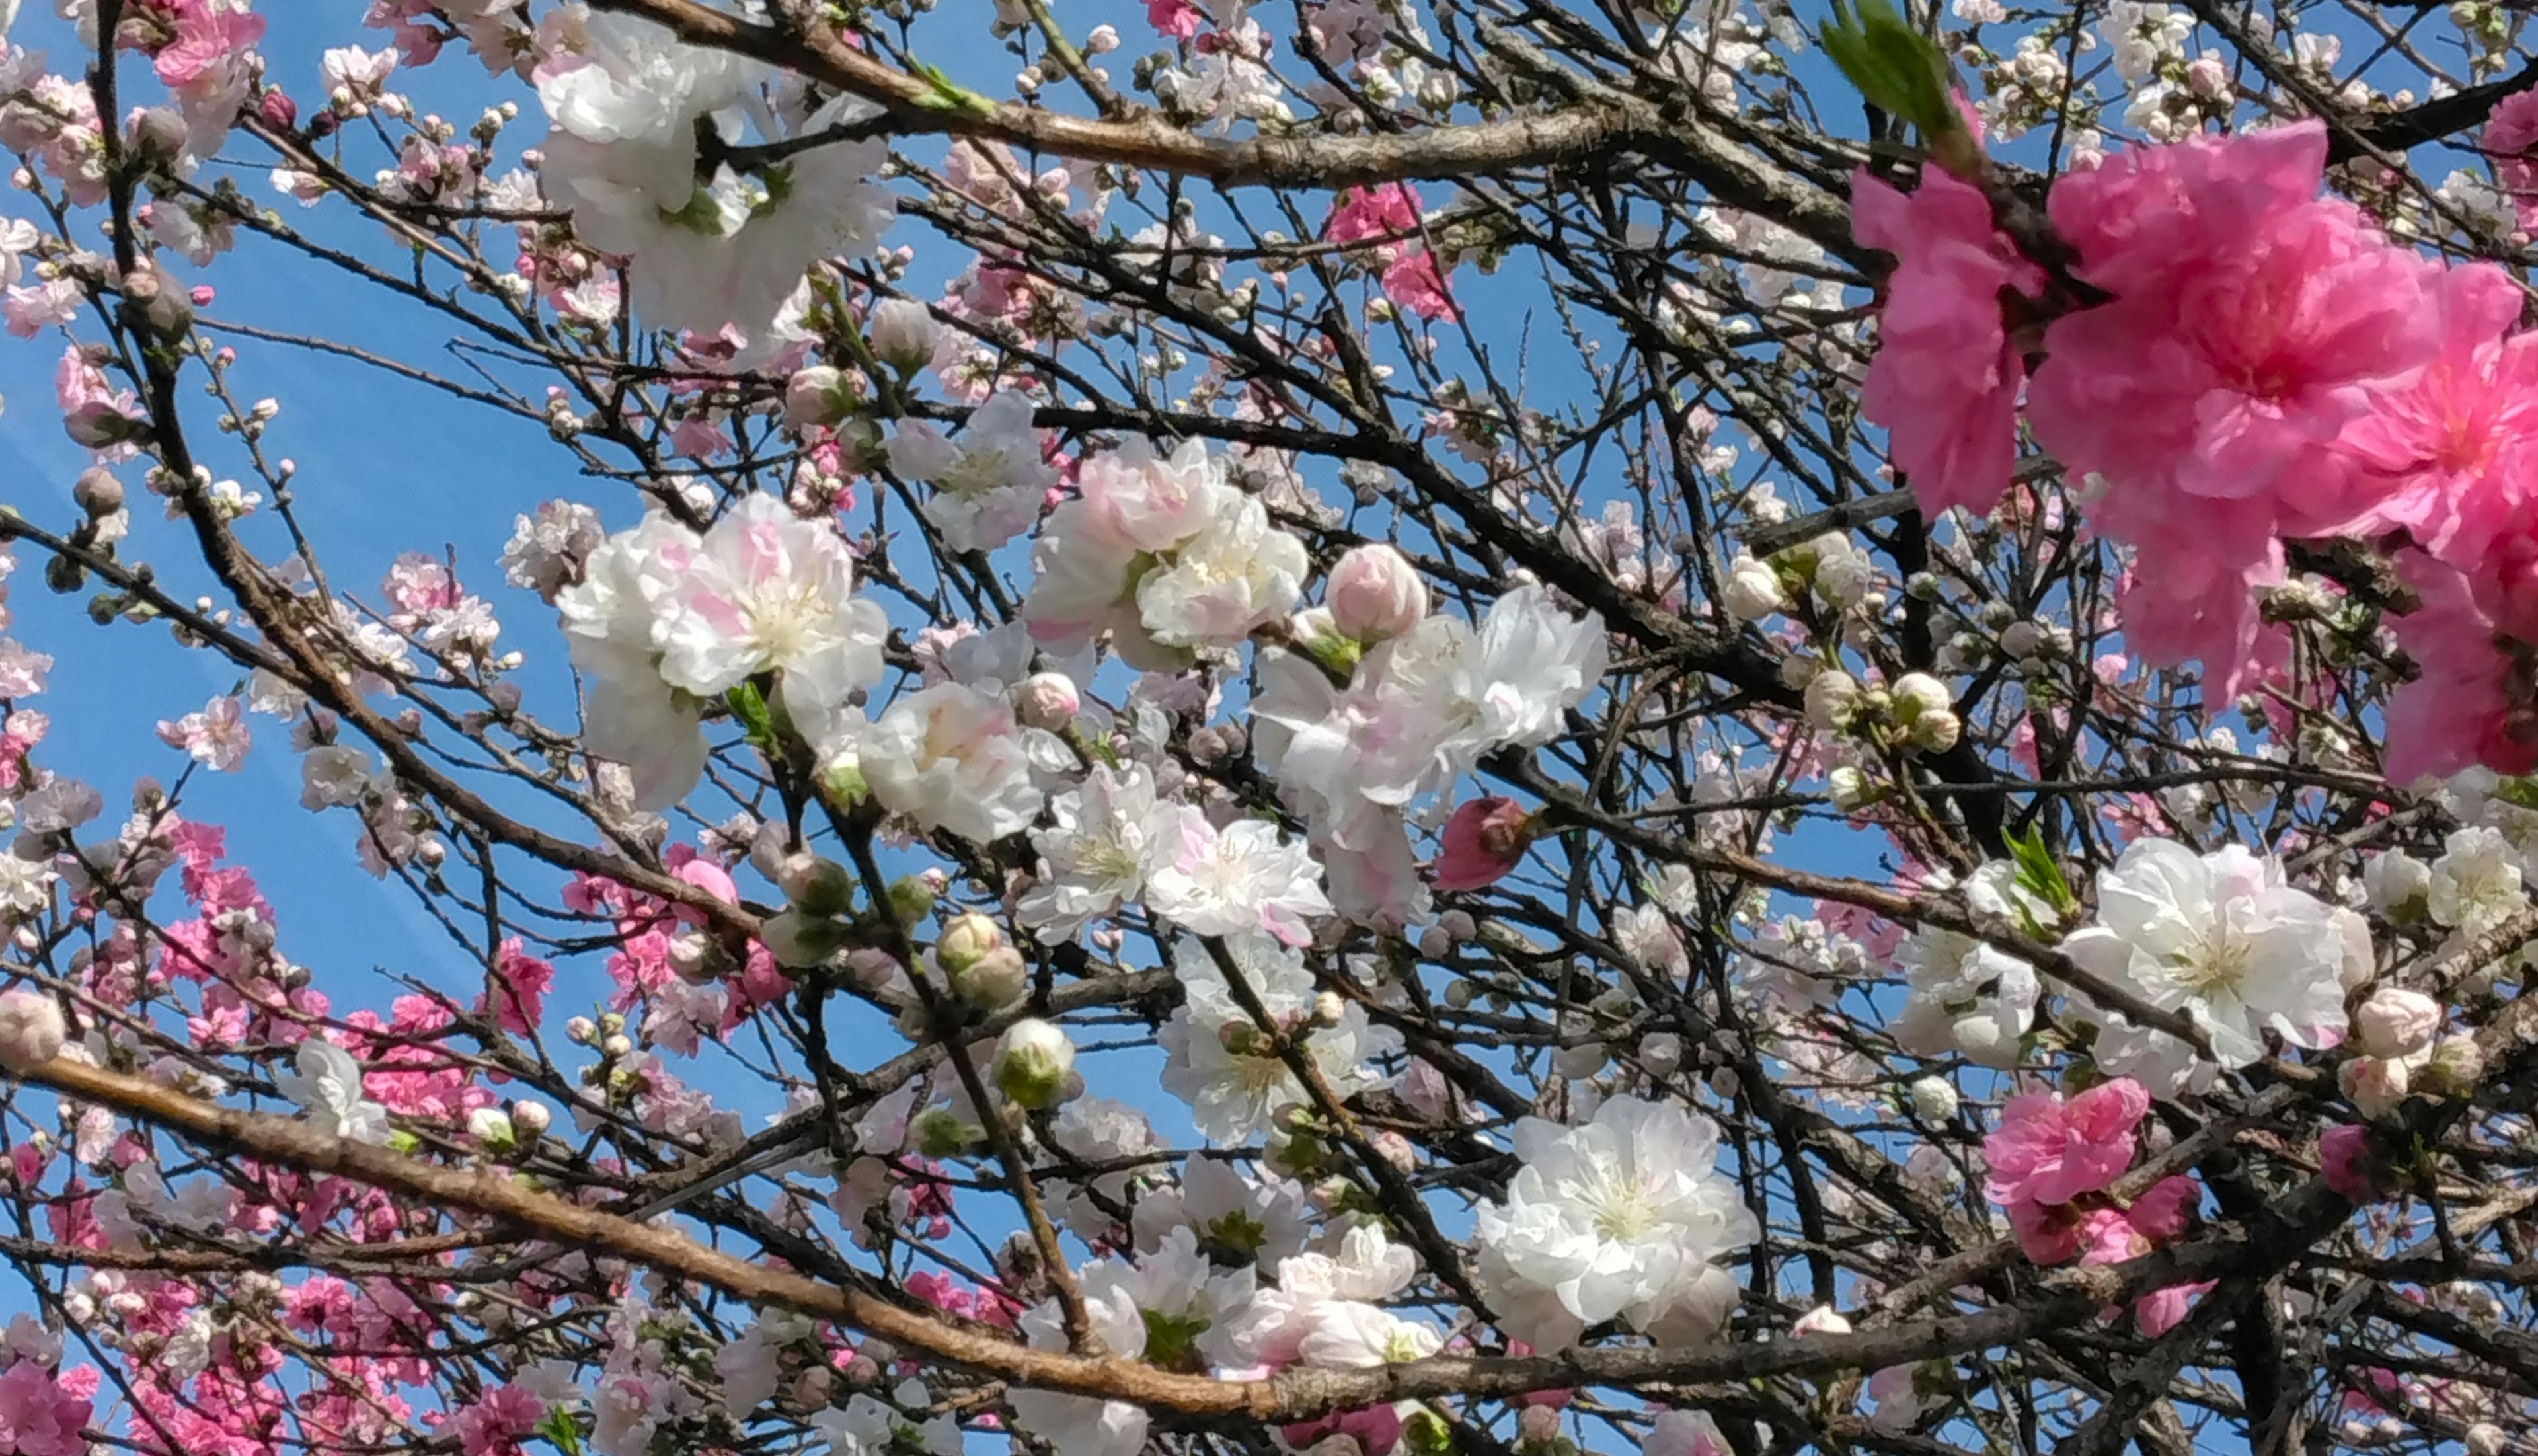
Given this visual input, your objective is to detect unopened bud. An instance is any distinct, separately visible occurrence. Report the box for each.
[993,1018,1076,1110]
[2356,987,2442,1060]
[1804,670,1861,731]
[1907,1076,1958,1122]
[2426,1033,2486,1096]
[1325,543,1429,642]
[510,1099,551,1139]
[1015,671,1080,731]
[950,946,1029,1010]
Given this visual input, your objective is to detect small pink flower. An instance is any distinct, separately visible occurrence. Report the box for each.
[1148,0,1202,40]
[2321,1124,2389,1203]
[2486,89,2538,229]
[2134,1280,2217,1337]
[1432,797,1533,891]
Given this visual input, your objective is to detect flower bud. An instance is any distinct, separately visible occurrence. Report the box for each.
[913,1108,983,1158]
[467,1107,516,1153]
[2465,1423,2506,1456]
[950,946,1030,1010]
[937,913,1005,974]
[1804,670,1861,731]
[2339,1054,2410,1118]
[1312,991,1345,1028]
[510,1099,551,1139]
[128,106,188,159]
[1723,553,1787,621]
[868,298,941,374]
[1907,1076,1958,1122]
[1325,543,1429,642]
[2425,1033,2485,1096]
[763,910,851,969]
[2355,987,2442,1060]
[783,365,858,431]
[1999,621,2042,660]
[777,853,857,920]
[993,1018,1077,1110]
[565,1016,597,1044]
[0,991,65,1072]
[1518,1406,1561,1445]
[1827,765,1880,812]
[1639,1031,1683,1075]
[1890,671,1952,722]
[72,469,123,517]
[600,1033,633,1059]
[1014,671,1081,731]
[1434,796,1535,892]
[1906,708,1962,754]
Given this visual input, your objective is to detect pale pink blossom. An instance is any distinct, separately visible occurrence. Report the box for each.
[154,695,252,772]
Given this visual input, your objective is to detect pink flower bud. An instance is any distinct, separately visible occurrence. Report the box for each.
[1432,797,1533,891]
[1792,1305,1853,1337]
[260,89,299,129]
[0,991,65,1073]
[2338,1054,2411,1118]
[1325,543,1428,642]
[2320,1124,2390,1204]
[1014,671,1080,730]
[2355,987,2441,1059]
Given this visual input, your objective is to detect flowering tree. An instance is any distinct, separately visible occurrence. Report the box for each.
[9,0,2538,1454]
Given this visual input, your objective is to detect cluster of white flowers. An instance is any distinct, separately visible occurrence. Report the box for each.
[1254,574,1608,927]
[1160,935,1399,1144]
[1024,434,1309,668]
[1473,1096,1758,1348]
[556,494,888,810]
[535,13,895,346]
[1892,862,2046,1068]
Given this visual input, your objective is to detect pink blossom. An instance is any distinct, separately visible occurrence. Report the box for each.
[2321,1124,2388,1203]
[153,5,269,88]
[154,695,252,772]
[2486,91,2538,231]
[481,937,553,1038]
[1327,185,1457,321]
[2134,1280,2217,1337]
[0,1359,92,1456]
[2382,552,2538,782]
[452,1385,542,1456]
[1850,164,2044,516]
[1432,797,1531,891]
[2028,122,2447,697]
[1148,0,1203,41]
[1984,1079,2149,1210]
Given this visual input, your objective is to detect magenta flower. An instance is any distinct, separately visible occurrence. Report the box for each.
[1432,797,1533,891]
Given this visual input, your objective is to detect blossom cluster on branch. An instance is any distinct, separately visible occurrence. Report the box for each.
[0,3,2534,1456]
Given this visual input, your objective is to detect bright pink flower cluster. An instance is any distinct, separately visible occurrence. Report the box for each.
[1863,119,2538,765]
[1326,184,1457,321]
[1983,1079,2211,1334]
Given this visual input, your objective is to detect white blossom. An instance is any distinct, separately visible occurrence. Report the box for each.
[1473,1095,1758,1348]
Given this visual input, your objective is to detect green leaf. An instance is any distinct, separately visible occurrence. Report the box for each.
[537,1407,584,1456]
[910,60,999,118]
[2005,823,2079,919]
[726,681,775,750]
[1820,0,1958,139]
